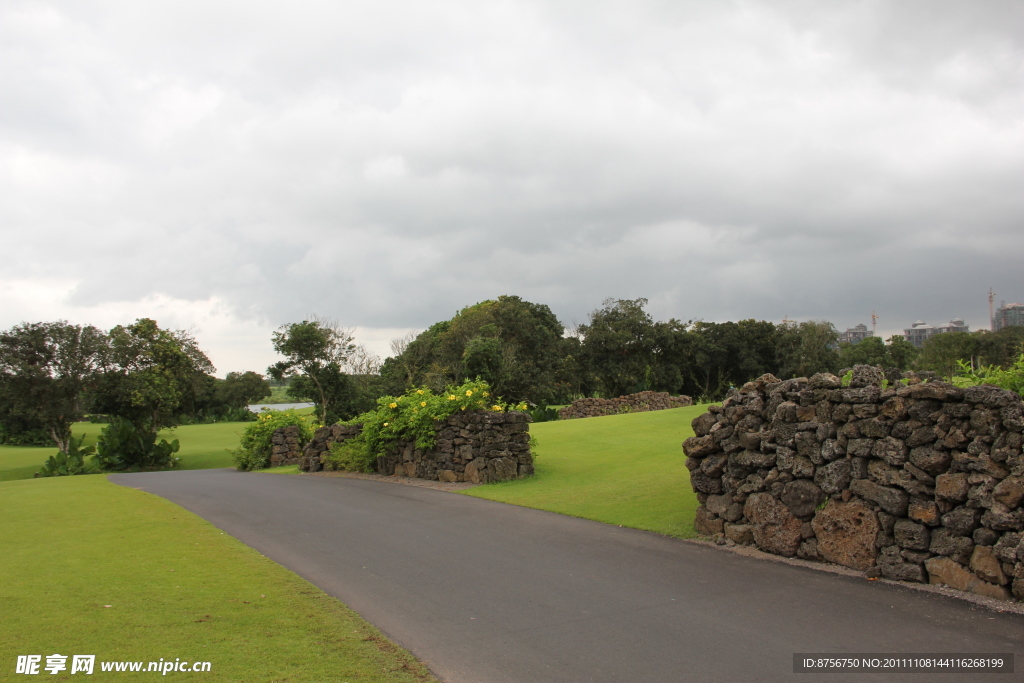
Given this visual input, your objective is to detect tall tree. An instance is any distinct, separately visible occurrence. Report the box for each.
[775,320,840,379]
[218,371,272,409]
[268,318,356,424]
[91,318,215,436]
[577,298,656,398]
[0,321,108,453]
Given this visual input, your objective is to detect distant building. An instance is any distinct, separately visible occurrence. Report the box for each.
[994,303,1024,331]
[839,323,873,345]
[903,318,970,348]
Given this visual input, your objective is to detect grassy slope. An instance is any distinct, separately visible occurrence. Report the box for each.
[465,405,705,539]
[0,475,436,682]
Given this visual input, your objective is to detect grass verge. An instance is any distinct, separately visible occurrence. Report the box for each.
[0,475,436,682]
[465,405,707,538]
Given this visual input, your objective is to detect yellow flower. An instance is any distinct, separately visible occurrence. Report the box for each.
[389,402,398,409]
[483,392,489,397]
[416,389,424,395]
[448,395,457,401]
[420,401,426,407]
[383,422,389,427]
[466,390,473,396]
[492,405,503,411]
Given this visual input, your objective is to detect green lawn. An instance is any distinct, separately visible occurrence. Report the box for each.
[465,405,706,539]
[0,474,436,682]
[0,413,323,482]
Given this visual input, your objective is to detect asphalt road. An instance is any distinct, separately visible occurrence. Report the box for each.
[109,469,1024,683]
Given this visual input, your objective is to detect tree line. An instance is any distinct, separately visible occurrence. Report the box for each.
[6,297,1023,460]
[0,319,271,459]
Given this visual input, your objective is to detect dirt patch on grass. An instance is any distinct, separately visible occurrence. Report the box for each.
[310,470,479,493]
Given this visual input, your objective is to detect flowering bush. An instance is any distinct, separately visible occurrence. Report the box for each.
[233,409,316,471]
[333,379,527,470]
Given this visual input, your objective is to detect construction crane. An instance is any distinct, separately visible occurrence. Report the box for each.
[989,287,997,331]
[871,311,878,336]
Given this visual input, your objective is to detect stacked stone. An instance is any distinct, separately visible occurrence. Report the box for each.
[269,425,304,466]
[683,365,1024,603]
[558,391,694,420]
[299,424,361,473]
[295,411,534,484]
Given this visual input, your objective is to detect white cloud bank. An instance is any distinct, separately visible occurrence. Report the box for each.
[2,0,1022,374]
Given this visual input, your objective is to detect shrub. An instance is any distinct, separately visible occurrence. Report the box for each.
[233,409,316,471]
[35,435,99,477]
[327,439,375,473]
[528,405,560,423]
[94,417,180,471]
[953,354,1024,396]
[326,379,527,473]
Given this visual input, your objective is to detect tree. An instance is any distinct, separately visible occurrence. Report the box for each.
[90,318,214,436]
[269,319,356,424]
[775,320,839,379]
[838,336,890,369]
[218,371,272,409]
[382,296,565,403]
[0,321,108,453]
[915,331,978,379]
[577,298,656,397]
[884,335,919,370]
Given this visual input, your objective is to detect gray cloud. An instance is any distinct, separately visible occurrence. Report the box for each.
[2,0,1022,372]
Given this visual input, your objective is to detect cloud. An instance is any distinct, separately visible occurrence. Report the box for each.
[2,0,1022,373]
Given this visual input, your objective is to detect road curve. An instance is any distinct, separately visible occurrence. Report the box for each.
[109,468,1023,683]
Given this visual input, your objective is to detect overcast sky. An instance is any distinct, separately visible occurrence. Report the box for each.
[3,0,1022,375]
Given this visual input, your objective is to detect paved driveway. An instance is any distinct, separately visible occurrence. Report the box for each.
[110,468,1023,683]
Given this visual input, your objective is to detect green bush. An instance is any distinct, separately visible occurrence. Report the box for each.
[94,418,180,471]
[233,409,316,471]
[353,379,525,457]
[528,405,560,423]
[327,439,375,473]
[323,379,526,473]
[953,354,1024,396]
[35,435,99,477]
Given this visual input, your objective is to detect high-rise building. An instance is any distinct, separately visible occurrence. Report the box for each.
[839,323,873,345]
[994,302,1024,331]
[903,318,970,348]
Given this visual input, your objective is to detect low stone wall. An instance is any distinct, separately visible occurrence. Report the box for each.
[559,391,693,420]
[292,410,533,484]
[683,366,1024,602]
[269,425,306,466]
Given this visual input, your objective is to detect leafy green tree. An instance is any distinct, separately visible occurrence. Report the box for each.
[885,335,919,370]
[218,371,272,409]
[915,331,978,378]
[577,298,656,397]
[975,326,1024,368]
[383,296,565,403]
[90,318,214,437]
[0,321,108,453]
[269,319,356,424]
[775,320,840,379]
[838,336,890,368]
[681,320,779,399]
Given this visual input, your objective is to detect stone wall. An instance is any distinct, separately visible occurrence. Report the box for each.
[269,425,306,466]
[683,366,1024,602]
[559,391,693,420]
[291,410,533,484]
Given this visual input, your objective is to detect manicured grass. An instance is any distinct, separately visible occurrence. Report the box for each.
[0,411,315,482]
[0,475,437,682]
[0,422,245,481]
[465,405,707,539]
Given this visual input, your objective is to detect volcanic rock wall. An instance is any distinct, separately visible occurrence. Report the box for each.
[293,410,533,484]
[683,366,1024,602]
[559,391,693,419]
[269,425,305,466]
